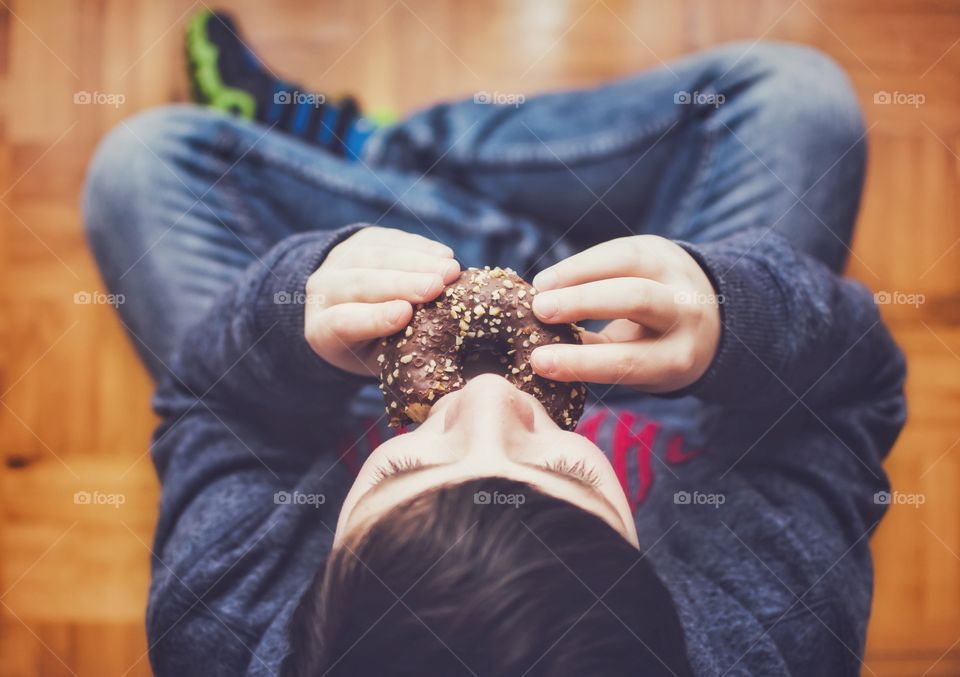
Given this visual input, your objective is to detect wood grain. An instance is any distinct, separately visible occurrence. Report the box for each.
[1,1,958,674]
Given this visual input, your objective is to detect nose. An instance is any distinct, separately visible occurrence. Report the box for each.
[445,373,536,446]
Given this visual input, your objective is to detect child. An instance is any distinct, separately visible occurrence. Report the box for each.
[83,11,905,676]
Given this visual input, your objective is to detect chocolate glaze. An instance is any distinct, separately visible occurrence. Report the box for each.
[377,266,587,430]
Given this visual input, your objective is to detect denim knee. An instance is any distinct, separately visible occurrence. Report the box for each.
[720,41,866,161]
[82,105,226,246]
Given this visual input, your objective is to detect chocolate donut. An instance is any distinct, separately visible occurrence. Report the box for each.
[377,266,587,430]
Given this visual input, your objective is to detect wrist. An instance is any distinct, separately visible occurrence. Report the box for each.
[254,225,372,387]
[663,237,788,401]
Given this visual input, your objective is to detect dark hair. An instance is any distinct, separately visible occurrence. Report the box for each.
[284,477,692,677]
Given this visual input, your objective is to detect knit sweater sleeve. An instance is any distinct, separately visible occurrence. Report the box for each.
[145,224,370,676]
[659,228,906,675]
[673,228,904,420]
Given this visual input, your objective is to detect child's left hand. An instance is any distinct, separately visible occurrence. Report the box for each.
[529,235,721,393]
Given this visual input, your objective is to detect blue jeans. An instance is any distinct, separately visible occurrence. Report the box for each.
[83,41,866,380]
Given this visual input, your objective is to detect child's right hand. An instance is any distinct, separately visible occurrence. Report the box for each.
[304,226,460,377]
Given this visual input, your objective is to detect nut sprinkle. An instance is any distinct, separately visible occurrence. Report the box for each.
[378,266,586,430]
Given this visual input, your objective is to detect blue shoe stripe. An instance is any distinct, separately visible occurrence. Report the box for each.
[291,100,311,135]
[266,81,287,124]
[318,106,338,144]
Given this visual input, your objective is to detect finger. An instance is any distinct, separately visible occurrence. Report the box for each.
[355,226,454,258]
[580,319,650,345]
[529,339,693,388]
[328,228,454,267]
[310,300,413,345]
[532,277,679,332]
[318,269,445,306]
[328,245,460,281]
[578,330,608,345]
[532,237,665,291]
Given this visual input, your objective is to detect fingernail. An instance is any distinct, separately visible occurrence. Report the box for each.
[439,260,459,280]
[533,294,558,319]
[534,269,558,291]
[532,349,556,374]
[387,302,405,323]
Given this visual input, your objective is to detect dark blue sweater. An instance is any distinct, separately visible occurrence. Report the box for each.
[146,224,906,676]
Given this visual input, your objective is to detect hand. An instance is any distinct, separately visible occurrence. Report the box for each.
[304,226,461,377]
[528,235,721,393]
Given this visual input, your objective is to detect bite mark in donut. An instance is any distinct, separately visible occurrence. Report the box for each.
[377,266,587,430]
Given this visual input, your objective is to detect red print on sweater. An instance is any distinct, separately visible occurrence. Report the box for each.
[576,409,701,514]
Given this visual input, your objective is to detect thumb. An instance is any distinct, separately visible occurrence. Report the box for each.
[381,300,413,335]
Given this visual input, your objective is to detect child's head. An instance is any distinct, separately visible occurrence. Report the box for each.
[287,477,692,676]
[285,374,693,675]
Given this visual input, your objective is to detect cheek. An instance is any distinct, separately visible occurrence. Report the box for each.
[354,440,401,485]
[587,448,633,505]
[559,435,613,465]
[563,437,624,485]
[336,441,409,535]
[591,447,625,487]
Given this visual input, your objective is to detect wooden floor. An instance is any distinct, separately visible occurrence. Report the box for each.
[1,0,958,675]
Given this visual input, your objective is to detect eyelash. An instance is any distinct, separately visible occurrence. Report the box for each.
[370,456,602,488]
[542,458,603,488]
[370,456,425,484]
